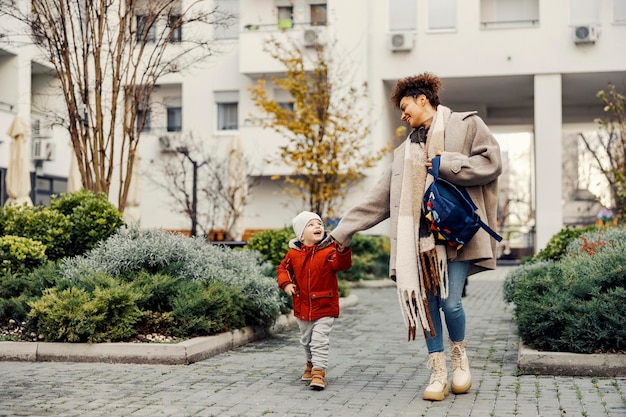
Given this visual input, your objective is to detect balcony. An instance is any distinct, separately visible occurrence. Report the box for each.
[239,24,327,77]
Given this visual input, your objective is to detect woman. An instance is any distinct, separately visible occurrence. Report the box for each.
[330,72,502,401]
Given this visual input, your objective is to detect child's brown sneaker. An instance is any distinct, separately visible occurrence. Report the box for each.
[309,369,325,390]
[301,361,313,381]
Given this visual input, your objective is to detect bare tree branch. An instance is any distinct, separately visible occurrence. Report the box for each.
[1,0,235,212]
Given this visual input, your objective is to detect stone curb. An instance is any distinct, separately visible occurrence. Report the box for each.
[0,294,359,366]
[518,343,626,377]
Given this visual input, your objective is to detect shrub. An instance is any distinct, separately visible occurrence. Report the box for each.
[0,235,47,275]
[533,225,596,262]
[0,261,62,324]
[502,260,551,304]
[0,205,71,260]
[60,226,285,329]
[564,226,626,256]
[338,234,390,281]
[509,233,626,353]
[245,227,292,267]
[28,277,142,343]
[50,191,124,257]
[171,280,247,337]
[129,270,181,312]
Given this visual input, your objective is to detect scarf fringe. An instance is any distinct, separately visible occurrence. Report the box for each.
[398,246,449,341]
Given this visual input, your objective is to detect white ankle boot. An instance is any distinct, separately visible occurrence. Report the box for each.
[423,352,449,401]
[449,339,472,394]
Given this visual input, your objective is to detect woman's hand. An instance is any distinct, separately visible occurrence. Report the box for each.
[425,152,442,168]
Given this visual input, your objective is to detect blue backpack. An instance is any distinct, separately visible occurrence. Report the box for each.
[423,156,502,250]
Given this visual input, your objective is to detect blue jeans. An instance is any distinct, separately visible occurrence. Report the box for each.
[425,261,469,353]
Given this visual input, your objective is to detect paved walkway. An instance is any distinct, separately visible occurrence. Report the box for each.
[1,266,625,417]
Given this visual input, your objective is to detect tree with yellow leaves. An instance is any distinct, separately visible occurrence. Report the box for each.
[249,38,390,220]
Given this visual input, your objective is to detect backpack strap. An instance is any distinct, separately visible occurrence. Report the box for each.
[477,218,503,242]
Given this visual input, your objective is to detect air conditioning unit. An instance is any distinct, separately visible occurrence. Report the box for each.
[158,135,177,152]
[573,25,598,44]
[32,139,56,161]
[303,28,325,47]
[388,32,415,52]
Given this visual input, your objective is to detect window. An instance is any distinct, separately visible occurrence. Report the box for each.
[389,0,417,31]
[216,91,239,131]
[569,0,600,25]
[480,0,539,28]
[167,14,182,42]
[616,0,626,23]
[217,103,238,130]
[277,6,294,29]
[136,15,156,42]
[278,102,295,113]
[137,107,151,132]
[428,0,456,30]
[167,107,182,132]
[215,0,239,39]
[310,4,327,26]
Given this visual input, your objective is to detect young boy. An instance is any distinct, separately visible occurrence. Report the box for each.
[276,211,352,391]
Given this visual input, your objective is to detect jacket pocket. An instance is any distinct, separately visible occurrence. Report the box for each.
[310,290,334,300]
[310,290,337,315]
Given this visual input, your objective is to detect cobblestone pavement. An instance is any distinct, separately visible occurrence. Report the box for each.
[1,266,625,417]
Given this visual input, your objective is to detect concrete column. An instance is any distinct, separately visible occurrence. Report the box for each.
[16,53,31,116]
[533,74,563,252]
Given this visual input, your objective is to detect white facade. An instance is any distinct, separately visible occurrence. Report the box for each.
[1,0,625,251]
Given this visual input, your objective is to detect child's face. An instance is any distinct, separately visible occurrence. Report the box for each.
[301,219,324,246]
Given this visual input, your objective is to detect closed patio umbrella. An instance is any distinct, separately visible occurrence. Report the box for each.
[66,142,83,193]
[5,114,33,206]
[122,152,141,225]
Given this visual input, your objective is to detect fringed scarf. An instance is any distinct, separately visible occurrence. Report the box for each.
[395,105,451,342]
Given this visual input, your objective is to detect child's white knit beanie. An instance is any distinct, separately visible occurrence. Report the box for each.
[292,211,322,240]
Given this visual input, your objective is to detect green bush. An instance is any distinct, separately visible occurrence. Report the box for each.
[507,227,626,353]
[533,225,596,262]
[564,226,626,256]
[129,270,181,312]
[28,278,142,343]
[502,260,552,304]
[50,191,124,257]
[338,234,390,281]
[0,235,47,275]
[60,226,285,330]
[0,205,71,260]
[0,191,122,263]
[171,280,247,337]
[245,227,293,267]
[0,261,62,324]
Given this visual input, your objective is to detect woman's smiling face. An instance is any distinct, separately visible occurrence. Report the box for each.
[399,95,429,129]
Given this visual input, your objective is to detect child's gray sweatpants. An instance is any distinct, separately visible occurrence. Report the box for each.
[297,316,335,370]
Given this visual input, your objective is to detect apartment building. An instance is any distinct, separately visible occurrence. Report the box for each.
[1,0,625,251]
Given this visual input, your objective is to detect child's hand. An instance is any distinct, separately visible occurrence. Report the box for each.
[284,283,298,296]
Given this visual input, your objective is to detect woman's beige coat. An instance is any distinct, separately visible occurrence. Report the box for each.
[331,111,502,277]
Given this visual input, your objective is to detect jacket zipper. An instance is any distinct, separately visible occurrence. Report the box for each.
[307,246,315,321]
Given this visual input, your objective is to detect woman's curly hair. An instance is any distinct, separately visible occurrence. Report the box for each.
[390,72,442,109]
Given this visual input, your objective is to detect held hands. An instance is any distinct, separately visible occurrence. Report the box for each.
[328,235,346,252]
[284,283,298,296]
